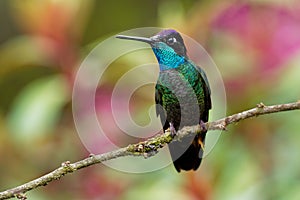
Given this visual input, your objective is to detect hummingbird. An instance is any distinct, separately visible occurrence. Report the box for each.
[116,29,211,172]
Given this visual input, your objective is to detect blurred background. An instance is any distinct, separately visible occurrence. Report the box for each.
[0,0,300,199]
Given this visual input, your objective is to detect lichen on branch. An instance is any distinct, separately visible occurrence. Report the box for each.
[0,101,299,200]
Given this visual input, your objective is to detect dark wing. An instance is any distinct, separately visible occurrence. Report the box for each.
[155,84,168,131]
[197,66,212,111]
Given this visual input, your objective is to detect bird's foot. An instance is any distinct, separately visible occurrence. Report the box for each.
[198,120,206,150]
[169,122,177,137]
[199,120,207,133]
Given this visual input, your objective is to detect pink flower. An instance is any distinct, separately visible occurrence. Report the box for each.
[212,2,300,72]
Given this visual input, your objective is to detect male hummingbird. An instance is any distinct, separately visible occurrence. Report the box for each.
[116,29,211,172]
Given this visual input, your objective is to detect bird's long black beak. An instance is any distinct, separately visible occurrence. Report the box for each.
[116,35,153,44]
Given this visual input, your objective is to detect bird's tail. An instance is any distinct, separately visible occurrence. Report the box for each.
[168,133,206,172]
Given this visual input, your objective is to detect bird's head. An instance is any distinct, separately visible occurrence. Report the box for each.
[116,29,187,70]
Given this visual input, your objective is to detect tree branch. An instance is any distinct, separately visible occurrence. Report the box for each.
[0,101,299,200]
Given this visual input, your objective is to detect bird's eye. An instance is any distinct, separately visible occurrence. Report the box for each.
[167,37,177,45]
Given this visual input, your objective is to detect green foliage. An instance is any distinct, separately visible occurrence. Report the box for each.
[7,75,69,143]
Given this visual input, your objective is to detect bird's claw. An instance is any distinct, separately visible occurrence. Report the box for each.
[199,120,207,132]
[169,122,176,137]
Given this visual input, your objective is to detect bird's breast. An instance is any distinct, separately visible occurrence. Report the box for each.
[157,69,201,128]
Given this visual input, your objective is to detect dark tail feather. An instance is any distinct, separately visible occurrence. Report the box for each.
[168,133,206,172]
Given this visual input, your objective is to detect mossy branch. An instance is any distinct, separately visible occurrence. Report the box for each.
[0,101,299,200]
